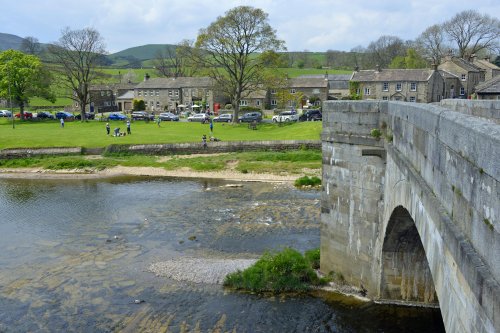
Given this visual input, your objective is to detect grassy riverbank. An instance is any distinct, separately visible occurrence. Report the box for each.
[0,118,321,149]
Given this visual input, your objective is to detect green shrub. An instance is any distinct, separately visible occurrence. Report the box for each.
[370,128,382,139]
[224,248,324,293]
[294,176,321,187]
[304,248,320,269]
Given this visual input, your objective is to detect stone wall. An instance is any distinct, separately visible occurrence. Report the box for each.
[439,99,500,124]
[321,100,499,333]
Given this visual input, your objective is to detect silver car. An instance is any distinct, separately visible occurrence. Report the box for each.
[158,112,179,121]
[187,113,209,122]
[0,110,12,117]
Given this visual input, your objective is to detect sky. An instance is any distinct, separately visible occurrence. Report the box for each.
[2,0,499,54]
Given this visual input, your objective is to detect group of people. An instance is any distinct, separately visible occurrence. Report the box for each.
[106,120,131,136]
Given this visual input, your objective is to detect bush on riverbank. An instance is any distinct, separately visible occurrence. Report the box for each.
[223,248,326,293]
[294,175,321,187]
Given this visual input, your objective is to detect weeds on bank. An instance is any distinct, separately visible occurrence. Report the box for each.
[294,175,322,187]
[224,247,327,293]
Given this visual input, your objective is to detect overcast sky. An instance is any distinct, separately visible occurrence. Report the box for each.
[3,0,499,53]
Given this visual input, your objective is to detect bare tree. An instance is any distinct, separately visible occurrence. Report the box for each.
[195,6,285,121]
[48,27,106,121]
[21,36,41,55]
[153,40,197,78]
[443,10,500,60]
[416,24,447,65]
[367,35,406,68]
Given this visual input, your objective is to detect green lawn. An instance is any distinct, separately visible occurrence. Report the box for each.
[0,118,322,149]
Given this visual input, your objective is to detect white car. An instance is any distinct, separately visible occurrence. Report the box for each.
[272,110,299,123]
[187,113,209,122]
[0,110,12,117]
[213,113,233,122]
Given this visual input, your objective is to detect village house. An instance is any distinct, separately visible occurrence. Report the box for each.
[86,83,136,113]
[269,77,329,109]
[438,54,484,98]
[350,67,444,103]
[475,75,500,100]
[299,73,351,100]
[238,89,267,110]
[472,56,500,81]
[134,75,222,113]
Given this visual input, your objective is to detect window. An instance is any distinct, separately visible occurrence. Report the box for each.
[256,100,261,106]
[174,90,179,97]
[104,101,111,106]
[461,74,466,81]
[150,101,154,107]
[138,90,142,96]
[409,96,416,102]
[460,87,465,96]
[290,89,296,94]
[312,88,320,94]
[101,91,105,96]
[410,82,417,91]
[107,91,111,96]
[288,100,294,107]
[239,100,248,106]
[364,87,370,95]
[144,91,148,97]
[382,82,389,91]
[168,90,173,97]
[271,99,277,106]
[156,90,159,96]
[271,89,276,94]
[382,96,388,101]
[396,83,402,91]
[156,101,160,108]
[356,88,360,95]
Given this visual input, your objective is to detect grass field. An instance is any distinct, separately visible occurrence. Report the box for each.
[0,118,322,149]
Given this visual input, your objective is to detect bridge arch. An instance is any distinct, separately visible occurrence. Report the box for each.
[380,206,437,304]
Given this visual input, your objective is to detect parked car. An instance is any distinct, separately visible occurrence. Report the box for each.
[36,111,55,119]
[272,110,299,123]
[55,111,74,120]
[299,109,322,121]
[75,112,95,120]
[15,111,33,119]
[187,113,210,122]
[238,112,262,123]
[0,110,12,117]
[107,112,128,121]
[131,111,154,121]
[213,113,233,123]
[158,112,179,121]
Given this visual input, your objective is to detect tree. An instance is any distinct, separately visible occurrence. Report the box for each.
[195,6,285,121]
[367,35,407,68]
[0,50,55,120]
[132,99,145,111]
[21,36,42,56]
[153,40,197,78]
[389,48,428,69]
[48,27,106,121]
[443,10,500,60]
[416,24,447,65]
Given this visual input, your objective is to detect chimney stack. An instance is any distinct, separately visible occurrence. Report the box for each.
[376,64,381,72]
[144,73,150,81]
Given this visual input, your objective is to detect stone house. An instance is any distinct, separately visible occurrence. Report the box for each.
[350,67,445,103]
[475,75,500,100]
[438,55,484,98]
[238,89,267,110]
[438,70,462,99]
[134,76,221,113]
[268,77,329,109]
[299,74,351,100]
[87,83,136,113]
[472,56,500,81]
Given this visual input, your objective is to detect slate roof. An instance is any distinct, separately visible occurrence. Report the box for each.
[135,77,214,89]
[475,75,500,94]
[117,91,135,100]
[443,56,483,72]
[90,83,136,91]
[473,59,500,71]
[285,77,328,88]
[351,69,436,82]
[299,74,351,89]
[439,70,460,79]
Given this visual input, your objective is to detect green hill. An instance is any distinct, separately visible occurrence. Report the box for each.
[108,44,177,61]
[0,33,24,51]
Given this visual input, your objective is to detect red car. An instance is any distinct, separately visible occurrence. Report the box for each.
[15,112,33,119]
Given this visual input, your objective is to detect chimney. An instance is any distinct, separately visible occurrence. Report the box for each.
[376,64,381,72]
[431,63,438,71]
[144,73,150,81]
[324,71,328,80]
[484,56,491,63]
[354,66,359,72]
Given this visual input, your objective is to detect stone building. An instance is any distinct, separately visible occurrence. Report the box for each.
[87,83,136,113]
[438,55,484,98]
[269,77,329,109]
[350,67,444,103]
[134,76,220,113]
[299,73,351,100]
[472,56,500,81]
[475,75,500,100]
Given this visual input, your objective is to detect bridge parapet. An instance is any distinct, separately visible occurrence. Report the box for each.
[321,100,499,332]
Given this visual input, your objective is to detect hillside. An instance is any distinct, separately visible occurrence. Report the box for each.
[108,44,177,61]
[0,33,24,51]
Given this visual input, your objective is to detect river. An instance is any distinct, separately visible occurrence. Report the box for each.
[0,176,445,332]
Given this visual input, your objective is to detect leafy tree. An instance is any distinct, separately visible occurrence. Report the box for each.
[132,99,145,111]
[367,35,407,68]
[443,10,500,60]
[494,55,500,67]
[275,88,304,110]
[0,50,55,120]
[48,27,106,121]
[195,6,285,121]
[389,49,428,69]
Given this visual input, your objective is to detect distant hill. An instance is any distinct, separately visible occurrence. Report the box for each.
[0,33,25,51]
[108,44,177,61]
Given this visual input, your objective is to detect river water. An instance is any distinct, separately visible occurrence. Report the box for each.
[0,177,445,332]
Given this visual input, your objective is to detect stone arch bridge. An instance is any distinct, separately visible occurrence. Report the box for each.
[321,100,499,333]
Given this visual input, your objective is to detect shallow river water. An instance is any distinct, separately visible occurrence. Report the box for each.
[0,176,445,332]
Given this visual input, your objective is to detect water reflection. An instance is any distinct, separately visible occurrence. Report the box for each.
[0,177,444,332]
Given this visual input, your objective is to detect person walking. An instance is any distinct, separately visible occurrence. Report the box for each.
[126,120,131,135]
[60,117,64,128]
[209,119,213,135]
[106,122,110,135]
[156,117,161,127]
